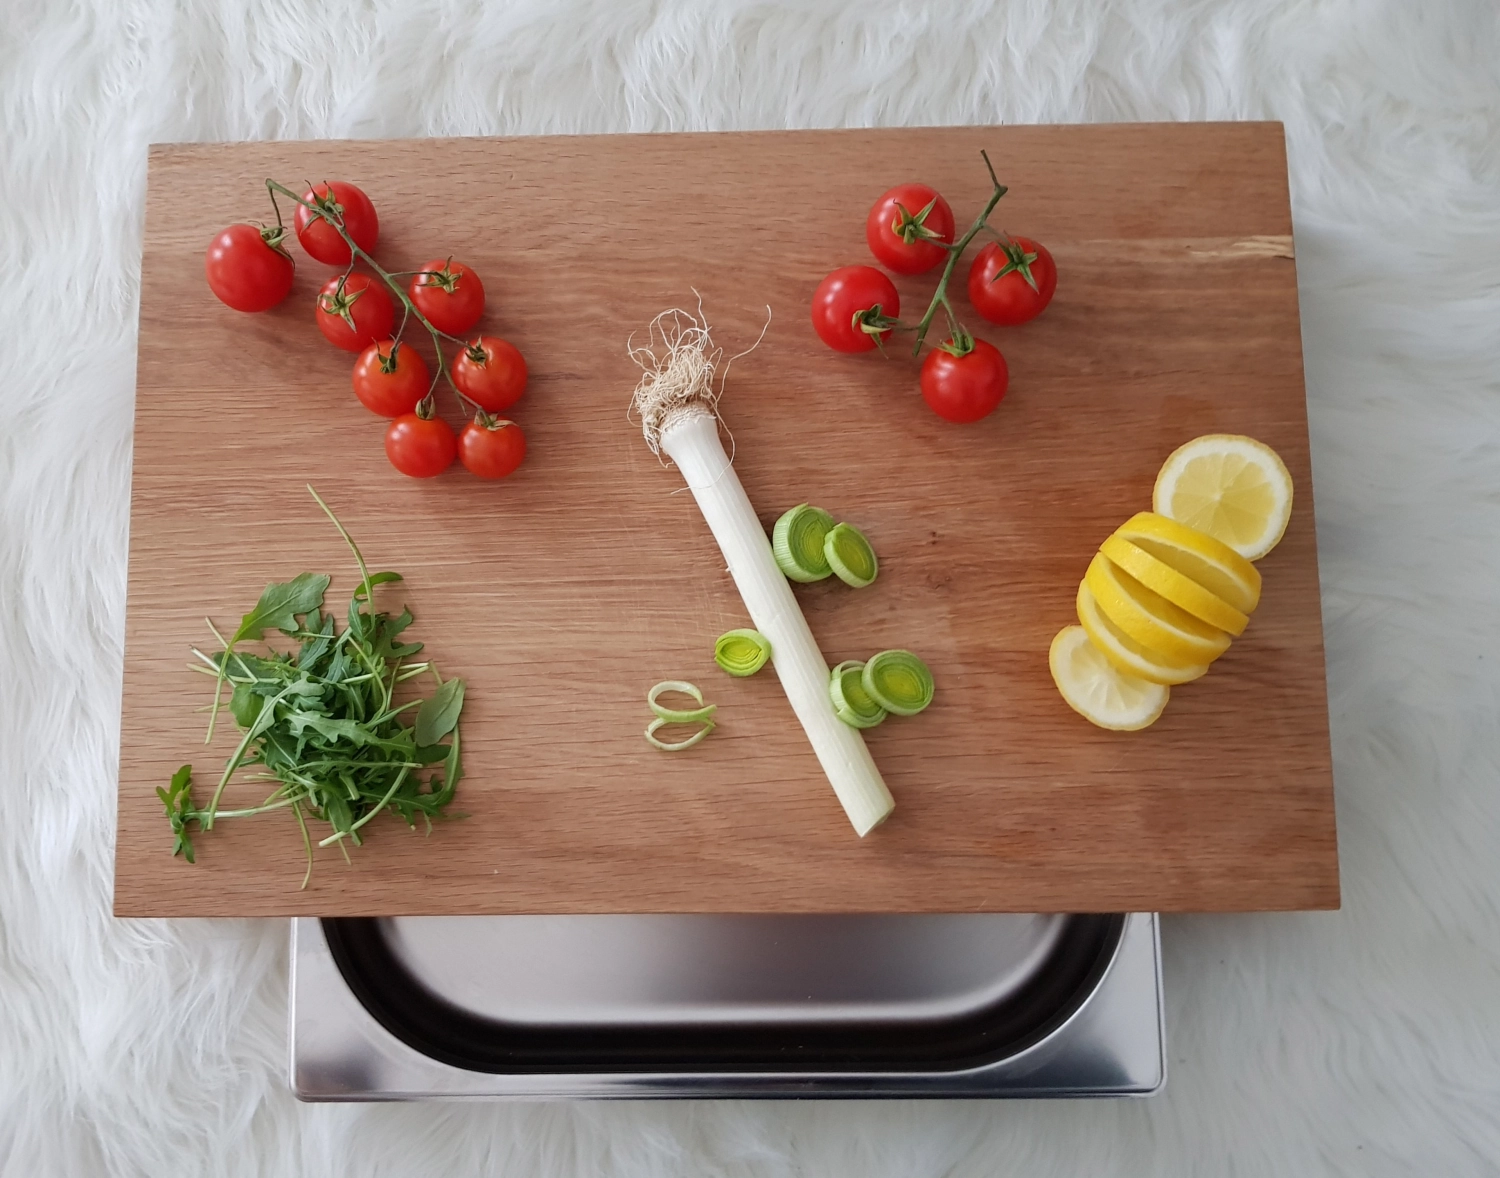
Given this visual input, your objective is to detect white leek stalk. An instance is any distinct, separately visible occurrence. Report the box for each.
[630,311,895,835]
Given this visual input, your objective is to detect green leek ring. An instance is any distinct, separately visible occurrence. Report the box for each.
[772,504,835,582]
[644,717,715,751]
[824,522,878,588]
[714,629,772,677]
[829,659,887,729]
[647,680,717,724]
[861,650,934,716]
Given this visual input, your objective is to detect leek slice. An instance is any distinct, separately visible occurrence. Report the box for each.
[647,680,717,724]
[862,650,934,716]
[829,660,887,729]
[772,504,835,582]
[824,523,878,588]
[644,717,715,751]
[715,629,772,677]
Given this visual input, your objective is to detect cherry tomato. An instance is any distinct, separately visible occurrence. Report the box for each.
[459,418,526,479]
[866,183,955,275]
[385,413,457,478]
[204,224,294,312]
[315,274,395,352]
[351,340,430,417]
[409,259,485,336]
[810,265,900,353]
[919,338,1009,423]
[295,182,379,265]
[967,237,1057,326]
[452,337,527,412]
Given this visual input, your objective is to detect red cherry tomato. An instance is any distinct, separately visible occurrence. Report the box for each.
[409,259,485,336]
[385,413,457,478]
[295,182,379,265]
[866,183,955,275]
[315,274,395,352]
[204,224,294,312]
[452,337,527,412]
[459,418,527,479]
[351,340,430,417]
[919,338,1009,424]
[810,265,900,353]
[967,237,1058,326]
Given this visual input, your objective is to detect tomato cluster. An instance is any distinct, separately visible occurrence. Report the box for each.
[811,173,1057,424]
[204,180,528,481]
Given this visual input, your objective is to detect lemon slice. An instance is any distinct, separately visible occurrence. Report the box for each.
[1099,535,1249,636]
[1076,581,1208,685]
[1085,553,1232,667]
[1049,624,1169,731]
[1113,512,1261,614]
[1153,434,1294,561]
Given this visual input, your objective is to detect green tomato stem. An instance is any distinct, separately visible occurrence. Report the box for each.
[909,152,1008,357]
[265,180,479,416]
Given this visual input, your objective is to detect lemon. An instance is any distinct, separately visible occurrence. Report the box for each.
[1049,624,1169,731]
[1113,511,1261,614]
[1085,553,1233,667]
[1153,434,1294,561]
[1076,581,1208,686]
[1099,535,1249,636]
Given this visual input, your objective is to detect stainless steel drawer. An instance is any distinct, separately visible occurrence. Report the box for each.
[291,911,1162,1099]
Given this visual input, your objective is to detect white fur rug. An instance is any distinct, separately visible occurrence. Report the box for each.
[3,0,1498,1174]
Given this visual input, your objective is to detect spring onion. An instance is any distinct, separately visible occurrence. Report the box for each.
[824,522,878,588]
[629,309,895,835]
[772,504,836,582]
[862,650,935,716]
[829,660,887,729]
[715,629,772,677]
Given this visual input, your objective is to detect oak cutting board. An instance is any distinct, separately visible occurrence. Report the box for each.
[115,123,1338,916]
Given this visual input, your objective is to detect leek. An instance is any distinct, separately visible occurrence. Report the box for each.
[629,310,895,835]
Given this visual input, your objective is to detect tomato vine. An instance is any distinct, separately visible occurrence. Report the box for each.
[906,151,1009,359]
[264,180,477,422]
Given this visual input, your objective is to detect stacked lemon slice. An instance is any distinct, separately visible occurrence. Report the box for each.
[1050,435,1294,730]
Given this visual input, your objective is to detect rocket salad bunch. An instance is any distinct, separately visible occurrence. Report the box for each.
[204,180,527,481]
[810,152,1058,425]
[161,487,466,887]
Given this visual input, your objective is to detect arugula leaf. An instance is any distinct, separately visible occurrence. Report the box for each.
[205,573,330,744]
[352,571,403,601]
[369,608,424,661]
[415,677,465,746]
[233,573,330,644]
[298,611,336,669]
[157,764,198,863]
[441,726,463,800]
[229,683,264,728]
[285,713,381,745]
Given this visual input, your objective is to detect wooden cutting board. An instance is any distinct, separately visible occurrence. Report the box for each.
[114,123,1338,917]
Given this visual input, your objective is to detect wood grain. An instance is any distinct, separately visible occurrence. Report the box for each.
[114,123,1339,916]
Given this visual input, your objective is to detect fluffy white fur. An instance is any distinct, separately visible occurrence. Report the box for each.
[2,0,1498,1174]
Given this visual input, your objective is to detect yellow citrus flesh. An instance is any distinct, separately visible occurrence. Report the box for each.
[1049,624,1170,731]
[1076,581,1208,686]
[1152,434,1294,561]
[1085,553,1233,667]
[1099,535,1249,636]
[1113,511,1261,614]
